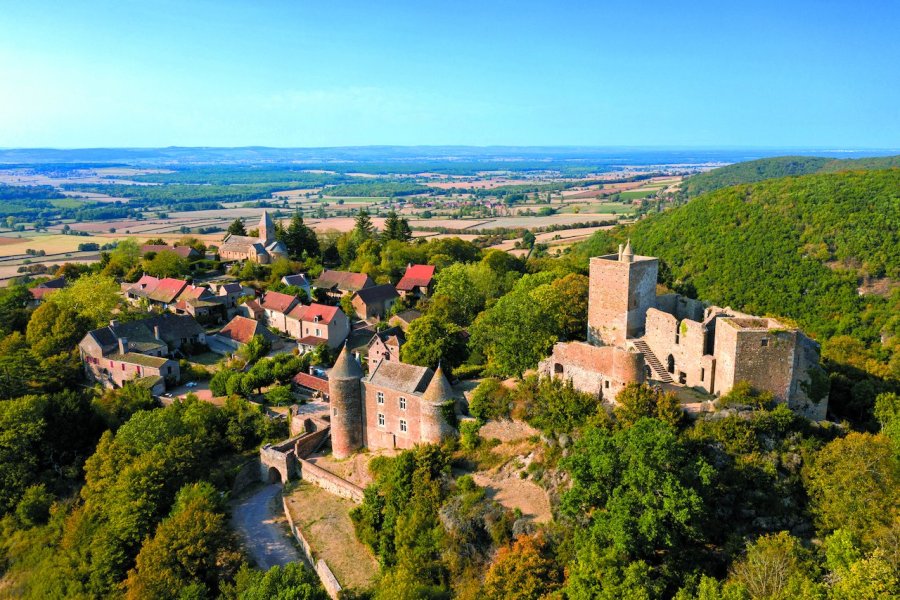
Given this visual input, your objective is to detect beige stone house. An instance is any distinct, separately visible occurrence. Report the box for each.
[285,303,350,350]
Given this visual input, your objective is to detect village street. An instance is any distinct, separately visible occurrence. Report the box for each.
[231,484,301,570]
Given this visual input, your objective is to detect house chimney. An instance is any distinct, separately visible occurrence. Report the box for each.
[154,325,162,341]
[617,243,623,260]
[110,319,119,327]
[118,338,128,354]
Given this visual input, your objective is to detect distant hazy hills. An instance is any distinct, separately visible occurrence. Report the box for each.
[579,168,900,352]
[682,154,900,197]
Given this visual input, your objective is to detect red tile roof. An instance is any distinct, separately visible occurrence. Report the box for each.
[178,284,212,301]
[243,299,264,317]
[396,264,435,291]
[287,302,340,325]
[260,291,298,314]
[297,335,329,347]
[139,277,189,303]
[30,286,59,301]
[293,371,329,393]
[219,315,263,344]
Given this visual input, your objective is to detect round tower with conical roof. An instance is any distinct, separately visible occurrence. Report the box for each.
[328,345,364,458]
[419,363,457,444]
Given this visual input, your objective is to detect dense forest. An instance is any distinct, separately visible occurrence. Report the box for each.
[682,155,900,197]
[0,164,897,598]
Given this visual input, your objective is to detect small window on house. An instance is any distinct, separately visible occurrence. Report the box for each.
[377,391,384,404]
[378,413,385,427]
[315,328,321,337]
[399,397,407,410]
[400,419,407,433]
[761,338,769,347]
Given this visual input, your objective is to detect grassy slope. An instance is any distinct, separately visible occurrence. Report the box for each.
[682,155,900,197]
[577,169,900,348]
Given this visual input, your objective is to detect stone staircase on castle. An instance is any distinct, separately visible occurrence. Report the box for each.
[631,339,674,384]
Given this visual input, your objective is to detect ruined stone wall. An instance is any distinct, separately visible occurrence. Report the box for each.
[731,327,797,402]
[655,293,706,321]
[644,308,709,389]
[259,442,298,483]
[539,341,644,402]
[788,335,828,420]
[293,427,331,459]
[360,381,423,451]
[713,319,739,395]
[297,458,365,503]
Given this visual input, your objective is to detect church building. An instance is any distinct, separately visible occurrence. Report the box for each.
[219,210,289,264]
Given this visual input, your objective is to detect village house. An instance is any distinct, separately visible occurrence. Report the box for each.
[259,291,300,333]
[29,276,66,305]
[125,275,189,309]
[539,242,828,419]
[281,273,312,300]
[285,302,350,351]
[218,211,288,264]
[78,314,206,393]
[395,264,436,300]
[140,244,201,260]
[367,327,405,369]
[351,284,400,321]
[215,282,248,309]
[215,315,283,352]
[292,368,330,401]
[239,298,265,321]
[328,346,457,458]
[389,309,423,332]
[312,269,374,302]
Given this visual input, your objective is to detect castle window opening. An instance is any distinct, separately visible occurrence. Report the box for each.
[377,391,384,404]
[761,338,769,347]
[333,408,338,416]
[400,419,407,433]
[678,372,687,385]
[377,413,385,426]
[554,363,563,375]
[667,354,675,374]
[399,397,406,410]
[604,380,610,389]
[700,368,705,382]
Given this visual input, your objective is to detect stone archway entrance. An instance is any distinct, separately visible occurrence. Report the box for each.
[266,466,282,484]
[667,354,675,374]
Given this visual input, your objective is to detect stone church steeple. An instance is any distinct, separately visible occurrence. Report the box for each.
[259,210,274,243]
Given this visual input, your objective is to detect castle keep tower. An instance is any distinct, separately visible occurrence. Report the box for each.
[419,364,457,444]
[328,345,364,459]
[588,240,659,346]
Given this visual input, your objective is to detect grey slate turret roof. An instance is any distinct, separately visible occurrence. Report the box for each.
[331,344,364,379]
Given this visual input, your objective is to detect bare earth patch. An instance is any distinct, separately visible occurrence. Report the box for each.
[285,482,379,591]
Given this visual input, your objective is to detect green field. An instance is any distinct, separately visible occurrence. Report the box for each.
[50,198,86,209]
[619,189,657,200]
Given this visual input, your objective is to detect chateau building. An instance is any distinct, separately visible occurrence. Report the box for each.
[328,346,457,458]
[540,241,828,419]
[219,211,288,264]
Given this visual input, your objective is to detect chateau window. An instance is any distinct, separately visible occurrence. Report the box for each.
[400,419,408,433]
[377,391,384,404]
[378,413,385,427]
[399,397,407,410]
[315,328,321,337]
[761,338,769,347]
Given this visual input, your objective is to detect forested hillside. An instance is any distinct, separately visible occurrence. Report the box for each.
[579,168,900,425]
[682,155,900,197]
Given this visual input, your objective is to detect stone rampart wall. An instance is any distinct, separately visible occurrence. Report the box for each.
[281,496,343,600]
[298,458,365,503]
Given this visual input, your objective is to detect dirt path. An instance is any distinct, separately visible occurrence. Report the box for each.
[231,484,301,570]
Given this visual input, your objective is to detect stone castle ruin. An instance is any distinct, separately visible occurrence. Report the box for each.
[540,241,828,419]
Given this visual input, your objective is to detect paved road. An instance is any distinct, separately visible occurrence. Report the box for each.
[232,484,301,570]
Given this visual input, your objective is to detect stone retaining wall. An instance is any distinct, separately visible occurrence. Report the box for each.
[282,496,343,600]
[298,458,365,503]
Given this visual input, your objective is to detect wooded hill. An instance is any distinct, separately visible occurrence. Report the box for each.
[578,167,900,424]
[682,154,900,197]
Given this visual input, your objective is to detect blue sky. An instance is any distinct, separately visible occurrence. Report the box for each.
[0,1,898,148]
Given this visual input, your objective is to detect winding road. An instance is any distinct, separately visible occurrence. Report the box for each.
[232,483,301,570]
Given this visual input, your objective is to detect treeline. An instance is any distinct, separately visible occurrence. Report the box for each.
[682,154,900,197]
[132,168,350,186]
[60,183,291,208]
[0,184,65,201]
[323,181,432,197]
